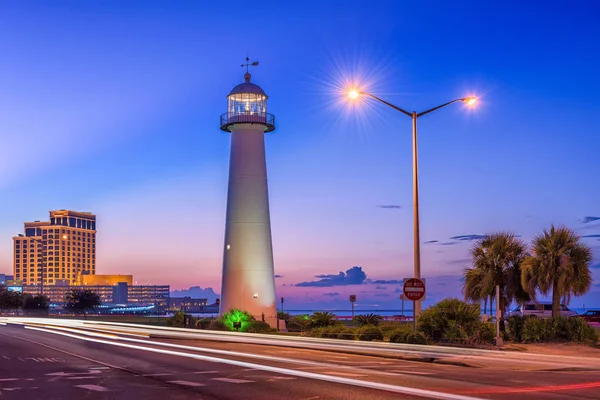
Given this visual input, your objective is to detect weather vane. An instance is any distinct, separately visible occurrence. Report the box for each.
[241,57,259,73]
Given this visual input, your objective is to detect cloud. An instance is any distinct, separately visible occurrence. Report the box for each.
[450,234,486,241]
[377,205,401,209]
[582,234,600,239]
[582,216,600,224]
[274,274,284,278]
[322,292,340,296]
[371,279,403,284]
[591,264,600,270]
[375,286,387,290]
[374,293,389,297]
[295,266,367,287]
[424,240,438,244]
[439,241,459,246]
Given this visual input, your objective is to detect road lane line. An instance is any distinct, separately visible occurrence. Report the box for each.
[21,325,485,400]
[212,377,254,384]
[168,380,205,387]
[75,384,109,392]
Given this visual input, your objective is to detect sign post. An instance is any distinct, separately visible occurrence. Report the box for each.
[399,294,406,319]
[349,295,356,317]
[403,278,426,331]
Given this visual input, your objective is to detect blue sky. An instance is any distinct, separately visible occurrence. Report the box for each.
[1,0,599,310]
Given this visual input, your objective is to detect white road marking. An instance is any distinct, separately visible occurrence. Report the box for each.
[266,376,297,381]
[3,356,10,360]
[192,371,219,374]
[212,377,255,384]
[0,378,19,382]
[75,384,109,392]
[142,373,174,377]
[391,370,434,375]
[323,371,368,377]
[168,380,205,387]
[67,376,99,380]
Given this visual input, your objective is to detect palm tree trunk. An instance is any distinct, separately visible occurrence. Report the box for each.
[483,298,487,315]
[552,280,561,318]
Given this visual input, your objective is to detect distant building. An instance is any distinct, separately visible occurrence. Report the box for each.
[169,297,208,312]
[78,273,133,286]
[20,283,169,310]
[0,274,14,285]
[13,210,97,286]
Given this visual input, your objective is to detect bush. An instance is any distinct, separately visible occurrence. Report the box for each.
[195,318,212,329]
[287,315,310,332]
[353,313,383,327]
[418,298,480,342]
[506,315,527,342]
[389,328,411,344]
[379,322,407,339]
[208,319,228,331]
[323,325,346,339]
[246,321,275,333]
[568,317,598,343]
[307,327,329,338]
[406,332,428,345]
[222,309,255,332]
[522,317,551,342]
[470,323,496,345]
[166,311,186,327]
[308,311,339,328]
[358,324,383,341]
[338,327,358,340]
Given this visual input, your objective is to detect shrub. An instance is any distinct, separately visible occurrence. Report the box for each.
[568,317,598,343]
[222,309,255,332]
[287,315,310,332]
[358,324,383,341]
[506,315,527,342]
[379,322,407,339]
[353,313,383,327]
[338,327,358,340]
[406,332,428,345]
[208,319,228,331]
[308,311,339,328]
[277,311,292,322]
[166,311,186,327]
[470,323,496,345]
[323,325,346,339]
[195,318,212,329]
[418,298,480,342]
[389,328,410,344]
[246,321,275,333]
[522,317,551,342]
[307,327,329,338]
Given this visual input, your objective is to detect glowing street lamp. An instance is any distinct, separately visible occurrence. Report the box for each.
[348,89,476,317]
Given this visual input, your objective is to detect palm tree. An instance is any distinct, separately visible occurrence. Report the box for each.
[521,225,593,318]
[463,232,529,321]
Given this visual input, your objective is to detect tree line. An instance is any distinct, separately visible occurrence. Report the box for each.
[0,287,101,315]
[463,225,593,320]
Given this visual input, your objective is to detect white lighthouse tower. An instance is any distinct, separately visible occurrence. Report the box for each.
[219,60,277,327]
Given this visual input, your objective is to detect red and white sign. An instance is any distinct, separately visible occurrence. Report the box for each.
[403,278,426,301]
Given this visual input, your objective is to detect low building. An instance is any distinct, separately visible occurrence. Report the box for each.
[78,274,133,286]
[19,283,170,312]
[168,297,208,312]
[0,274,14,285]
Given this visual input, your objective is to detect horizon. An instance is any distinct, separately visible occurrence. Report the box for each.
[1,1,599,310]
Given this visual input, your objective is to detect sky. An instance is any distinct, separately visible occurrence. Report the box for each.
[1,0,599,311]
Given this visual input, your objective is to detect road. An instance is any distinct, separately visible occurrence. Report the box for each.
[0,318,599,399]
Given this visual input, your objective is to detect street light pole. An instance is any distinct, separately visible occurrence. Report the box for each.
[348,90,476,317]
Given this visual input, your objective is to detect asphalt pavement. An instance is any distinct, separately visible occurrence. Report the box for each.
[1,319,599,400]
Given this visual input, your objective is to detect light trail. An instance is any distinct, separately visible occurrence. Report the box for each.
[22,325,484,400]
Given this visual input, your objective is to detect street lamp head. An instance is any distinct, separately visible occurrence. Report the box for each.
[463,97,477,106]
[348,89,360,100]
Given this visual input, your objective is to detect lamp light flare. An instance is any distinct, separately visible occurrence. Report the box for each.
[464,97,477,106]
[348,89,360,99]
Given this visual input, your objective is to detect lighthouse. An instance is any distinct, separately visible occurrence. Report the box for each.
[219,60,277,327]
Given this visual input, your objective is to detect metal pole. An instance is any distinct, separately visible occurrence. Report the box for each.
[412,301,416,332]
[402,297,405,318]
[351,302,355,317]
[412,112,422,317]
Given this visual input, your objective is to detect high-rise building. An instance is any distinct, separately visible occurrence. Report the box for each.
[13,210,97,286]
